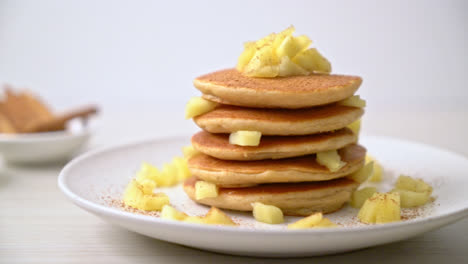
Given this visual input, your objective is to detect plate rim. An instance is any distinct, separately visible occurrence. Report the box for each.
[58,135,468,235]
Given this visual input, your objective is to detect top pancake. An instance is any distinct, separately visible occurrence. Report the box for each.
[194,69,362,109]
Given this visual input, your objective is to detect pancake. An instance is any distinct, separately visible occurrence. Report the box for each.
[188,144,366,187]
[191,128,356,161]
[194,103,363,136]
[183,177,359,216]
[194,69,362,109]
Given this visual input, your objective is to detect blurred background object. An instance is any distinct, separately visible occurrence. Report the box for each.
[0,86,98,134]
[0,0,467,150]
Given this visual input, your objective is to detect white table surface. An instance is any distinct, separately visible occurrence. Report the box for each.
[1,110,467,263]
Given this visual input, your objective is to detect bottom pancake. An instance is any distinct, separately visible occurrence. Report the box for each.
[183,177,359,216]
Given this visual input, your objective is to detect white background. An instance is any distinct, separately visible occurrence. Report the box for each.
[0,0,467,142]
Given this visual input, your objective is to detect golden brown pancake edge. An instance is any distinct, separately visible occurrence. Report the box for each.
[188,144,366,187]
[191,128,357,160]
[194,104,364,136]
[183,176,359,216]
[194,69,362,109]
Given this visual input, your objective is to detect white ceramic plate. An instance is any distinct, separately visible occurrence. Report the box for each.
[0,121,92,164]
[58,136,468,257]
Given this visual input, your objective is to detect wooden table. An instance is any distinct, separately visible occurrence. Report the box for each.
[1,111,467,263]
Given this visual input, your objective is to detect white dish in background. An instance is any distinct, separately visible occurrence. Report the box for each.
[58,136,468,257]
[0,119,93,164]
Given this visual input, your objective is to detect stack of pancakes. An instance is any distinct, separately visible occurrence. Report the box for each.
[184,69,366,216]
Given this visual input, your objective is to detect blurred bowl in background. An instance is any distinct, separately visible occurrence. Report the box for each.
[0,118,94,164]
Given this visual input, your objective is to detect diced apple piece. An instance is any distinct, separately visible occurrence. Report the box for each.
[185,97,218,119]
[370,162,383,182]
[315,218,339,228]
[347,119,361,137]
[365,155,383,182]
[358,193,401,224]
[292,48,331,73]
[390,175,433,208]
[123,180,143,207]
[276,35,296,58]
[172,157,191,181]
[294,35,313,52]
[244,45,280,77]
[123,181,170,211]
[396,175,433,194]
[182,207,237,226]
[357,196,377,222]
[237,27,331,77]
[229,131,262,146]
[135,162,160,182]
[316,150,346,172]
[236,42,256,71]
[374,194,401,223]
[152,163,176,187]
[138,193,170,211]
[195,181,219,200]
[391,189,431,208]
[138,178,156,195]
[134,157,191,189]
[252,202,284,224]
[287,212,323,229]
[278,56,309,76]
[338,95,366,108]
[276,35,311,58]
[287,213,338,229]
[255,33,277,48]
[349,187,378,208]
[348,162,374,183]
[272,26,295,49]
[144,193,166,209]
[203,207,237,226]
[182,145,200,160]
[161,205,188,221]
